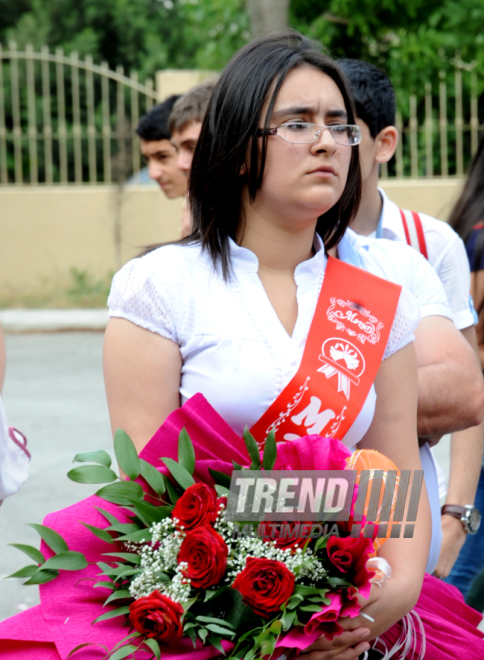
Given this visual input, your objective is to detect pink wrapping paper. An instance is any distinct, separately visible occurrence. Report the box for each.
[0,394,483,659]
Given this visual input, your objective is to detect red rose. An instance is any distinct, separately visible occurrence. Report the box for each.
[178,524,228,589]
[128,591,184,644]
[259,521,311,552]
[172,483,217,531]
[232,557,295,618]
[326,536,375,599]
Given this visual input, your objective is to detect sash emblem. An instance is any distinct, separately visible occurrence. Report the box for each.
[317,339,365,400]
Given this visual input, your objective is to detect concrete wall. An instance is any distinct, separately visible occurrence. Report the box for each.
[0,186,183,297]
[0,178,465,298]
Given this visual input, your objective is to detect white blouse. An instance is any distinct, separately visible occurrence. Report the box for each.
[108,236,419,445]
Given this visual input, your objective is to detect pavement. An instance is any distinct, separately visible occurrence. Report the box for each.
[0,323,477,629]
[0,309,109,333]
[0,331,111,620]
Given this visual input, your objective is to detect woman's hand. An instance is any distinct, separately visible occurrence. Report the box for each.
[297,575,419,660]
[297,627,371,660]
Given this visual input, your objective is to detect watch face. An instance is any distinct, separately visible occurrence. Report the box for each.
[466,506,481,533]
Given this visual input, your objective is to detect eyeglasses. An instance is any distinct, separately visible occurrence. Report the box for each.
[257,122,361,146]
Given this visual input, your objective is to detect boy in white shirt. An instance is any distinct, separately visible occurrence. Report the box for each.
[339,57,484,579]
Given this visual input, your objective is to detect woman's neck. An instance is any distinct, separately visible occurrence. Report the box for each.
[237,205,317,273]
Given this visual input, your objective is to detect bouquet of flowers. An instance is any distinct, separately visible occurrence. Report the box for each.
[7,395,395,660]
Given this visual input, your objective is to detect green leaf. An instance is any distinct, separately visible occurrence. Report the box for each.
[26,523,68,554]
[198,628,208,644]
[281,609,296,630]
[109,644,139,660]
[116,529,152,543]
[327,576,352,588]
[215,485,229,497]
[186,627,197,647]
[161,457,195,490]
[103,552,141,564]
[165,477,181,504]
[243,648,256,660]
[205,624,236,636]
[178,428,196,475]
[67,642,108,658]
[196,616,235,629]
[42,551,88,571]
[208,467,231,489]
[68,465,118,484]
[93,605,131,623]
[9,543,45,565]
[104,589,132,606]
[130,500,171,526]
[96,481,144,505]
[262,429,277,471]
[6,564,39,579]
[73,450,112,468]
[94,581,116,590]
[114,429,140,481]
[209,634,226,655]
[24,568,59,585]
[232,460,243,470]
[269,619,282,634]
[139,459,166,496]
[82,522,114,544]
[95,507,122,526]
[107,523,141,535]
[299,603,324,612]
[286,594,304,609]
[143,638,161,660]
[243,428,261,469]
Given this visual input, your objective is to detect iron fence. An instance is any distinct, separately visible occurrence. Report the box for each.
[0,42,157,185]
[0,44,483,184]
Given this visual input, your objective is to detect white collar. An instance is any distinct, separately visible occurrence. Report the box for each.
[228,234,327,279]
[377,187,407,242]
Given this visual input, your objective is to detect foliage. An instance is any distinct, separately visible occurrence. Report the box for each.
[0,0,250,78]
[291,0,484,94]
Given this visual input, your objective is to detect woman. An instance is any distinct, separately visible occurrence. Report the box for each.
[104,32,430,659]
[446,136,484,607]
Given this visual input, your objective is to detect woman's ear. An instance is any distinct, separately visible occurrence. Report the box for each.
[375,126,399,165]
[239,164,247,175]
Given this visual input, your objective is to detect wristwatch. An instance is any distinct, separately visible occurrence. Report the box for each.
[441,504,481,535]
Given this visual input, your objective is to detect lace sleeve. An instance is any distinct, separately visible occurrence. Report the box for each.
[383,286,420,360]
[107,252,177,343]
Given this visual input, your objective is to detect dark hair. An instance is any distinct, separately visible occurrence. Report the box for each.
[169,79,218,135]
[136,95,180,141]
[188,30,361,278]
[448,135,484,258]
[338,59,396,138]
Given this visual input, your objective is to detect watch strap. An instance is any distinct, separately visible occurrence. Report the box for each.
[441,504,466,519]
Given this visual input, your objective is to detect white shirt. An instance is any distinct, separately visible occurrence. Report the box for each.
[377,188,474,330]
[339,228,452,321]
[108,236,419,445]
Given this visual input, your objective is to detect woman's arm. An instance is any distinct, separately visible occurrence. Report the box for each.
[103,317,182,455]
[299,341,431,659]
[0,322,5,392]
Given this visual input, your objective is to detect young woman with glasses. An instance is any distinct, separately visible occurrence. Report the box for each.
[1,31,482,660]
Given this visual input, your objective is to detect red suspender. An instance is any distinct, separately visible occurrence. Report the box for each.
[399,209,428,260]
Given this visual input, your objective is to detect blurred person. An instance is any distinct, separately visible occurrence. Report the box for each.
[136,95,188,200]
[169,79,218,237]
[0,322,30,504]
[445,135,484,600]
[339,57,484,579]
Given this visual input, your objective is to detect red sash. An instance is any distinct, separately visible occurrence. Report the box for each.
[250,257,402,448]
